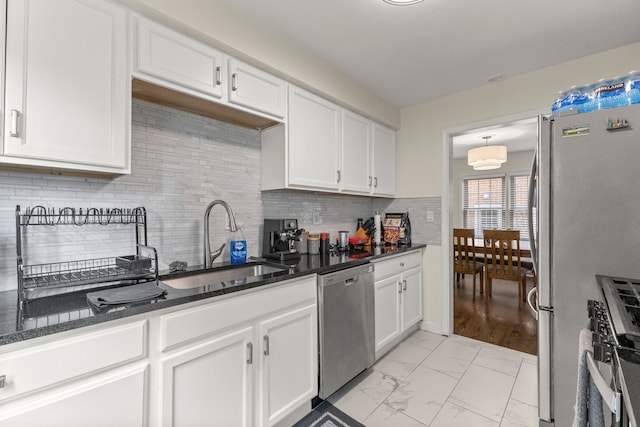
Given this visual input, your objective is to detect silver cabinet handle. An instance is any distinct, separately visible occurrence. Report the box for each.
[398,281,402,293]
[337,170,341,183]
[374,177,378,188]
[369,176,372,187]
[263,335,270,356]
[403,279,407,291]
[232,73,238,91]
[0,375,5,388]
[215,66,222,86]
[246,342,253,364]
[10,110,20,137]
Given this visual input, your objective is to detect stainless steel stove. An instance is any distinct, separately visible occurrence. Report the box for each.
[592,275,640,427]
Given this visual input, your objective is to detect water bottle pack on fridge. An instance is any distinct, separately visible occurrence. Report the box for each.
[551,71,640,114]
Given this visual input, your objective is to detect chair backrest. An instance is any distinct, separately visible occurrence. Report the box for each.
[483,229,522,279]
[453,228,477,274]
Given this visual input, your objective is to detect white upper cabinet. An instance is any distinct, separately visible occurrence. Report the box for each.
[136,16,224,100]
[287,86,341,191]
[372,123,396,196]
[3,0,130,173]
[134,16,286,122]
[228,59,286,119]
[261,85,397,196]
[341,110,372,194]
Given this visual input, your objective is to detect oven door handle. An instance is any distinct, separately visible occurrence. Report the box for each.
[586,351,622,423]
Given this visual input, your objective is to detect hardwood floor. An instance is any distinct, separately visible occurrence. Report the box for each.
[454,275,538,355]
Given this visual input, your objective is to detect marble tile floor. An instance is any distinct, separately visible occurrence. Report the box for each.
[328,330,538,427]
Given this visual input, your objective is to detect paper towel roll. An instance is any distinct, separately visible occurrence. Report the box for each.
[374,212,381,245]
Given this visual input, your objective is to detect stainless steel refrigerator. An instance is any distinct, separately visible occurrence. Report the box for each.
[530,103,640,426]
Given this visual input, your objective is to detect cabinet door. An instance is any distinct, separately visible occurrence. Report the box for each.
[136,17,224,100]
[401,266,423,331]
[341,110,372,194]
[258,304,317,427]
[0,366,147,426]
[288,86,341,191]
[4,0,129,171]
[372,123,396,196]
[374,274,402,353]
[160,326,254,427]
[228,59,286,118]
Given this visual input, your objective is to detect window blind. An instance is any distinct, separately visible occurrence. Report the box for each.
[509,174,532,240]
[463,176,506,239]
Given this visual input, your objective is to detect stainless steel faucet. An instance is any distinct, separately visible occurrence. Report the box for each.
[204,200,238,267]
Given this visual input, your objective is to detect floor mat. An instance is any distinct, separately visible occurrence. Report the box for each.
[292,401,365,427]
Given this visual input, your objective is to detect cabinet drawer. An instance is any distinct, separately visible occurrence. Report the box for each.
[161,275,317,351]
[0,321,147,402]
[373,250,422,280]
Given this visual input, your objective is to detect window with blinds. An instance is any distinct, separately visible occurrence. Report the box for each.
[463,176,506,238]
[509,174,533,240]
[463,173,533,240]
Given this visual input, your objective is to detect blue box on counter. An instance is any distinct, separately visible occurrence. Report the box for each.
[230,240,247,264]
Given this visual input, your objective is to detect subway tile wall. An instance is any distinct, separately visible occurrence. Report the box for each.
[0,99,440,292]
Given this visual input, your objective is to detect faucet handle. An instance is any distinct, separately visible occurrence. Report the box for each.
[210,242,226,264]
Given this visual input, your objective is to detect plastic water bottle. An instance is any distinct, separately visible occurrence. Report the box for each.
[580,82,599,113]
[571,85,589,113]
[625,71,640,105]
[595,77,626,110]
[551,90,567,114]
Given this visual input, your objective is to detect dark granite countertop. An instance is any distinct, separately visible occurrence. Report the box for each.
[0,244,425,346]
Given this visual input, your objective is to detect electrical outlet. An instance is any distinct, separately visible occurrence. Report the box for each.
[427,210,434,222]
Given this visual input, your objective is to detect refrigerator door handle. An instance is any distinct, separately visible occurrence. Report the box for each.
[528,149,538,276]
[527,286,538,320]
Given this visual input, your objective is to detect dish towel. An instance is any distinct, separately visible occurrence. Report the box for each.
[573,328,605,427]
[87,282,166,309]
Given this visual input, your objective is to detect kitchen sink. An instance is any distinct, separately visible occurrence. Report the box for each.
[161,263,289,290]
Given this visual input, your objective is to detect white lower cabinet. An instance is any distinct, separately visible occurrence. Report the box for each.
[0,366,147,427]
[155,275,318,427]
[373,250,423,358]
[258,304,317,427]
[160,326,254,427]
[0,321,148,425]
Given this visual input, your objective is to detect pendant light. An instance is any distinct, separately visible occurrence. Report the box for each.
[467,136,507,170]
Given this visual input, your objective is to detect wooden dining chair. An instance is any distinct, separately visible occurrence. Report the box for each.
[453,228,484,296]
[483,229,527,301]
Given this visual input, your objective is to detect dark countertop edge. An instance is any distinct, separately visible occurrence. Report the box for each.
[0,244,426,347]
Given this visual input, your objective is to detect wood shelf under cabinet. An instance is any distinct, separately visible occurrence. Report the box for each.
[132,78,279,130]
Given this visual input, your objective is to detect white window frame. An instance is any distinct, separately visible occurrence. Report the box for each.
[461,170,532,240]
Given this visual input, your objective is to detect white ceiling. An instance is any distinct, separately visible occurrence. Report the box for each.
[451,117,538,159]
[219,0,640,108]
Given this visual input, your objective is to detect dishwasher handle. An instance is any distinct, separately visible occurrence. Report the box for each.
[318,264,374,288]
[344,277,359,286]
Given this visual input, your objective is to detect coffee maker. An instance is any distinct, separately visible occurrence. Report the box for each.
[262,219,301,261]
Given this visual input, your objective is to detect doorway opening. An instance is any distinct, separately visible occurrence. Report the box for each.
[442,110,544,355]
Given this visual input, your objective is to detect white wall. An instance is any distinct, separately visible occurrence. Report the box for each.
[120,0,400,129]
[452,150,535,228]
[398,42,640,333]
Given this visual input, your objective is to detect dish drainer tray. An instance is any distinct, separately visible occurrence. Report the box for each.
[22,255,155,290]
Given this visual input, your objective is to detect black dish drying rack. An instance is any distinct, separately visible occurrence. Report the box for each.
[15,205,159,306]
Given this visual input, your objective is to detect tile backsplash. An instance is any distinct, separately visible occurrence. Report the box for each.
[0,99,440,292]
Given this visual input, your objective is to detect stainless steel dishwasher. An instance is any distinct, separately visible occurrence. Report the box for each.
[318,263,375,399]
